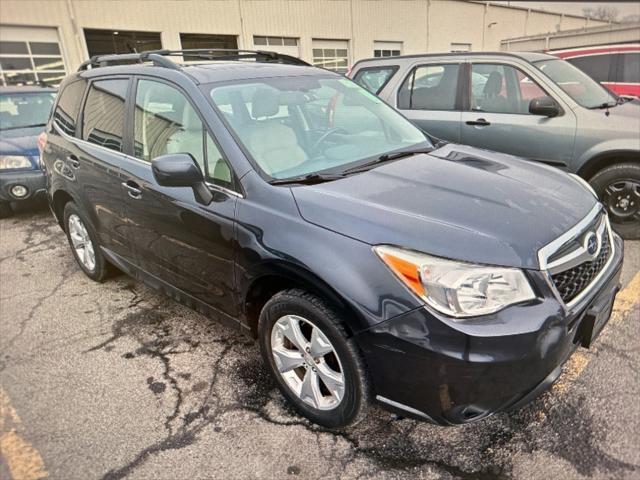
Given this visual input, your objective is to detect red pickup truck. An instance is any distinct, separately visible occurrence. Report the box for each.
[550,44,639,97]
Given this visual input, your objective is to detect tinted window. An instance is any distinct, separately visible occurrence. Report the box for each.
[566,55,612,83]
[53,80,86,136]
[617,52,640,83]
[398,64,459,111]
[353,66,397,94]
[134,79,233,188]
[82,79,128,152]
[470,64,546,114]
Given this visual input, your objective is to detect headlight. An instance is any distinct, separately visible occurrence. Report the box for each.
[569,173,597,198]
[374,245,536,318]
[0,155,33,170]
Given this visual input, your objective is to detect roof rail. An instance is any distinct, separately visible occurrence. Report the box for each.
[77,48,310,72]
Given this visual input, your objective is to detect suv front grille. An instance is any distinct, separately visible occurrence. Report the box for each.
[550,224,611,304]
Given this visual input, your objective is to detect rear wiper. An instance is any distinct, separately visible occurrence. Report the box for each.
[343,147,434,174]
[269,172,345,185]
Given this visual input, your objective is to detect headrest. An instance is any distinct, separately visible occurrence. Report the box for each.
[251,88,279,118]
[483,71,503,96]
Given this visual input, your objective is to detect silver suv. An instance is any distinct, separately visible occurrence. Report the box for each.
[349,52,640,239]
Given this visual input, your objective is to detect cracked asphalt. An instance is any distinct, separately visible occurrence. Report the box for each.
[1,201,639,480]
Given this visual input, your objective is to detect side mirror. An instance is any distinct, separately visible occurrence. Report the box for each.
[151,153,213,205]
[529,96,561,117]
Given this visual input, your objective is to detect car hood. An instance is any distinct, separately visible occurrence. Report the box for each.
[292,144,597,269]
[0,126,43,156]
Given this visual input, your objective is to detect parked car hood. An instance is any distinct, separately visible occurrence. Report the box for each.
[0,125,42,157]
[292,144,597,269]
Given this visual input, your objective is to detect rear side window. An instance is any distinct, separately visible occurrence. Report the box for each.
[566,55,612,83]
[53,79,86,136]
[82,79,128,152]
[398,64,460,111]
[353,66,398,94]
[616,52,640,83]
[134,79,234,189]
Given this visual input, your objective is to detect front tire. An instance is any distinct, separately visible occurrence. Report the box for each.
[589,162,640,240]
[63,202,110,282]
[258,289,370,428]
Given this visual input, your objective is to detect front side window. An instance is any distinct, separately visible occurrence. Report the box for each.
[353,66,397,94]
[534,58,616,109]
[209,75,427,180]
[82,79,128,152]
[470,64,546,114]
[53,79,86,136]
[0,91,55,130]
[134,79,233,188]
[398,64,460,111]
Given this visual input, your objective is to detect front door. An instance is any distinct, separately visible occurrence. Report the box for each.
[460,62,576,167]
[119,78,239,318]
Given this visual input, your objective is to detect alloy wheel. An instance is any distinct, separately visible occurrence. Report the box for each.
[270,314,345,410]
[68,214,96,272]
[603,179,640,224]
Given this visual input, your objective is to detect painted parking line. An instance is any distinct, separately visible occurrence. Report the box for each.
[552,271,640,395]
[0,387,48,480]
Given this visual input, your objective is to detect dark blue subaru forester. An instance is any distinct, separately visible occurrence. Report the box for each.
[42,50,623,428]
[0,86,56,217]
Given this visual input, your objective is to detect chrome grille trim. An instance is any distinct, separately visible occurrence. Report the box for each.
[537,203,616,310]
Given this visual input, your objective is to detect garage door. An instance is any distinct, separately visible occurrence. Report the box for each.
[0,25,66,86]
[253,36,300,58]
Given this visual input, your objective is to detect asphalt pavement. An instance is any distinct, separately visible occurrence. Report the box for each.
[1,202,639,480]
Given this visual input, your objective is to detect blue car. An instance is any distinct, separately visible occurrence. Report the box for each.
[0,86,56,217]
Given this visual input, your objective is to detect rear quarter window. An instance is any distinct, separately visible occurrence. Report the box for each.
[352,65,398,94]
[53,79,86,136]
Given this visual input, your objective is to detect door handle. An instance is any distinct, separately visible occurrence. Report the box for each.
[466,118,491,127]
[122,181,143,199]
[66,154,80,169]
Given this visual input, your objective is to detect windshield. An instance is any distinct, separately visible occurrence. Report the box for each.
[0,92,56,130]
[209,75,428,179]
[533,59,616,109]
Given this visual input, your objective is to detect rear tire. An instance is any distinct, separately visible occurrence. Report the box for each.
[0,201,13,219]
[258,289,370,428]
[63,202,110,282]
[589,162,640,240]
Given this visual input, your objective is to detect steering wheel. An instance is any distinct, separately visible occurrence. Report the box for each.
[309,127,348,155]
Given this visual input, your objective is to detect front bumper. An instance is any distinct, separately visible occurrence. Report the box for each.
[356,234,624,425]
[0,169,46,202]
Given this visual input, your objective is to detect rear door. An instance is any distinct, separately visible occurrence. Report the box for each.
[460,62,576,167]
[50,76,135,262]
[394,62,463,142]
[118,77,239,318]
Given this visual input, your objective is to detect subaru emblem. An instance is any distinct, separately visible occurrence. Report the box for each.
[584,232,599,257]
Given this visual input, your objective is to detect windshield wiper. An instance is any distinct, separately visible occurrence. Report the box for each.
[269,172,346,185]
[343,147,434,174]
[590,101,617,110]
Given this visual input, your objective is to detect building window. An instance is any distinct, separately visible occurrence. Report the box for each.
[373,41,402,58]
[451,43,472,53]
[180,33,238,59]
[312,40,349,74]
[0,40,66,86]
[84,29,162,57]
[253,36,299,57]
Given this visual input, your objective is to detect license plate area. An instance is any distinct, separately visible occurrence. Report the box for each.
[578,292,616,348]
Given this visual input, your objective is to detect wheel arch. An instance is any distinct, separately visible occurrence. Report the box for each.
[241,262,363,338]
[577,150,640,181]
[51,188,76,231]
